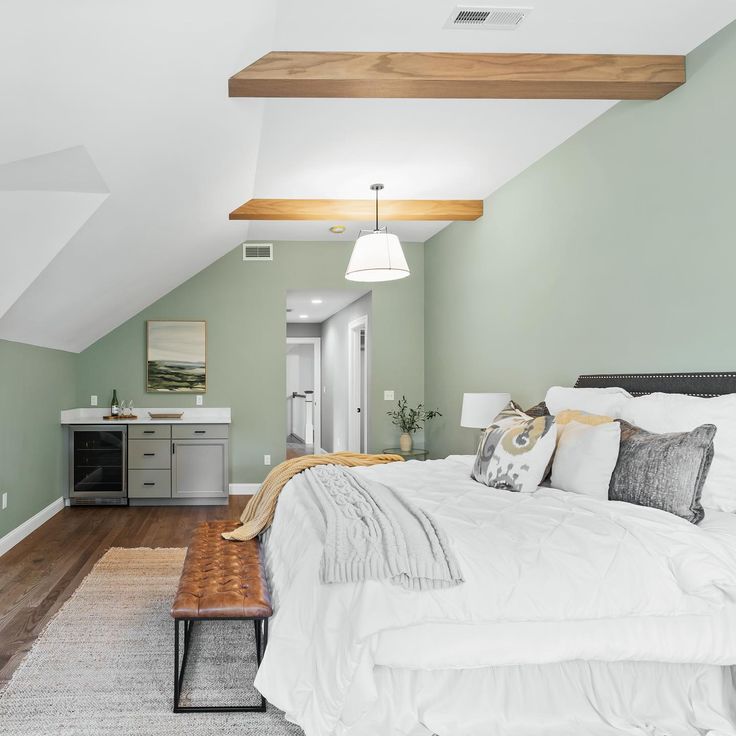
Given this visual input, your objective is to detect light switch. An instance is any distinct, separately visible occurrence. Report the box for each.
[264,454,271,466]
[384,390,395,401]
[2,492,7,510]
[196,395,203,406]
[90,395,98,406]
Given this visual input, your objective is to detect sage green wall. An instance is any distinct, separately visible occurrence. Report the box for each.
[0,339,76,539]
[425,21,736,458]
[76,242,424,483]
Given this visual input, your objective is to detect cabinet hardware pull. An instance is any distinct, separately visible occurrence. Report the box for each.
[143,430,155,434]
[194,430,206,434]
[143,453,155,456]
[143,482,155,486]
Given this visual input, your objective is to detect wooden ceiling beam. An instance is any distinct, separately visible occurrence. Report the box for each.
[229,198,483,222]
[229,51,685,101]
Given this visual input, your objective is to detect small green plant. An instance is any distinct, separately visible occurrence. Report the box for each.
[387,396,442,435]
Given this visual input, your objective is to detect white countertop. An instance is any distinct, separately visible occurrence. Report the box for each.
[60,407,231,425]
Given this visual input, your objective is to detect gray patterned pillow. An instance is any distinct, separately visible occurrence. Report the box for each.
[609,420,716,524]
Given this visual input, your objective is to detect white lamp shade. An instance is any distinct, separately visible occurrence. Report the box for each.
[461,392,511,429]
[345,230,410,282]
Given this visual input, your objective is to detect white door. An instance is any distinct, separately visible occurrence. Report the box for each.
[347,316,368,453]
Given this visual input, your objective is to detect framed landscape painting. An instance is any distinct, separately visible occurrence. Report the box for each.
[146,320,206,393]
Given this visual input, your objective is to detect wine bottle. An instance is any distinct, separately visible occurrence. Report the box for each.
[111,389,120,417]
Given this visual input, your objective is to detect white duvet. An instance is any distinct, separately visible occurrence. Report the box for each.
[256,456,736,736]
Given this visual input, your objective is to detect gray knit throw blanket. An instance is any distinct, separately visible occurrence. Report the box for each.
[303,465,464,591]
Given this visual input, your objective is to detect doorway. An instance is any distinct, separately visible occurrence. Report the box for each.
[286,338,321,458]
[348,315,368,453]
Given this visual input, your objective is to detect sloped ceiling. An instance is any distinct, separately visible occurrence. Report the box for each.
[1,0,735,352]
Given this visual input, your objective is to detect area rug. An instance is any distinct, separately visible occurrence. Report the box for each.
[0,547,304,735]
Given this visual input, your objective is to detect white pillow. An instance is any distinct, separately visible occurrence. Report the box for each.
[551,420,621,499]
[620,392,736,512]
[545,386,632,418]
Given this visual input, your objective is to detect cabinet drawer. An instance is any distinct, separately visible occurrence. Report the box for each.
[128,439,171,469]
[172,424,229,440]
[128,469,171,498]
[129,425,171,440]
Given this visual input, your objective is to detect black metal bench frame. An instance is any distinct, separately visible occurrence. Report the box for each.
[173,616,269,713]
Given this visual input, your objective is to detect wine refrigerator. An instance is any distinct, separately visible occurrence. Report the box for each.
[68,425,128,505]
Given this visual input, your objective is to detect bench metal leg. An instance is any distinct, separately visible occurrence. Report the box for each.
[173,617,268,713]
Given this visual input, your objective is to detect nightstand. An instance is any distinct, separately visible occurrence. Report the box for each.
[382,448,429,461]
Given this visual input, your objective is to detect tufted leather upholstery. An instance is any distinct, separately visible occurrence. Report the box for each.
[171,521,273,620]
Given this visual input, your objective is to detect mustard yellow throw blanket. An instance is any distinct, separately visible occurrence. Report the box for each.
[221,452,404,542]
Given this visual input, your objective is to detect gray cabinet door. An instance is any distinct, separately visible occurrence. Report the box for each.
[171,439,228,498]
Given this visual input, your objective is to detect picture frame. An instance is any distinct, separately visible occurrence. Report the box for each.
[146,320,207,393]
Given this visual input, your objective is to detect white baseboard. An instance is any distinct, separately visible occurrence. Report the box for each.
[0,496,65,558]
[229,483,261,495]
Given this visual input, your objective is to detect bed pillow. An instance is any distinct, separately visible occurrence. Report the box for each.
[551,421,621,499]
[545,386,632,418]
[471,413,557,493]
[619,392,736,512]
[609,420,716,524]
[523,401,549,418]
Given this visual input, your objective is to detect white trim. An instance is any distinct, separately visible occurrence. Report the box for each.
[229,483,261,495]
[286,337,322,451]
[347,315,369,453]
[0,497,65,558]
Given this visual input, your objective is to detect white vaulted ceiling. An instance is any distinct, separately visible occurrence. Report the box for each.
[2,0,736,352]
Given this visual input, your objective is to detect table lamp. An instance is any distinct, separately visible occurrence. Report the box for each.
[461,392,511,430]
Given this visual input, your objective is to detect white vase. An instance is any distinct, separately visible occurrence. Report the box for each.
[399,433,413,452]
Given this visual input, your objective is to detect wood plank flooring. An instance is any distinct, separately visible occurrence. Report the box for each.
[0,497,249,685]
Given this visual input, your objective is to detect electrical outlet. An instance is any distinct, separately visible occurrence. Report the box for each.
[90,395,98,406]
[384,390,395,401]
[264,454,271,466]
[196,395,203,406]
[2,493,7,510]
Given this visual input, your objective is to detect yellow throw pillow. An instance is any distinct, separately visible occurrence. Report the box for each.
[555,409,614,428]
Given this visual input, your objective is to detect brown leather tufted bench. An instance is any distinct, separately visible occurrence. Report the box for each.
[170,520,273,713]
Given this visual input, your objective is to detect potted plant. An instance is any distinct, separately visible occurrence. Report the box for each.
[387,396,442,452]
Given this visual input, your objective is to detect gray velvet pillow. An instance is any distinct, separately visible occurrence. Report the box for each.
[524,401,549,418]
[609,420,716,524]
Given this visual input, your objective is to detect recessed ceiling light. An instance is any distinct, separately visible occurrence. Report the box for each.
[299,314,309,319]
[329,225,346,234]
[311,298,323,304]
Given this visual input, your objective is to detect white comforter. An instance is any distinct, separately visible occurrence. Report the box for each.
[257,456,736,736]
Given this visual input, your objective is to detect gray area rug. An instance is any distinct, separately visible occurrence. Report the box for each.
[0,547,304,735]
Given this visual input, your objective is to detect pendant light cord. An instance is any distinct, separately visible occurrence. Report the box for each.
[375,186,379,231]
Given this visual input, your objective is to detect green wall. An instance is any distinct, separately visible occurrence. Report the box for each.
[76,242,424,483]
[0,339,76,539]
[425,21,736,458]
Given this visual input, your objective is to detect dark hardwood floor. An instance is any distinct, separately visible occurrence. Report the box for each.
[0,497,249,686]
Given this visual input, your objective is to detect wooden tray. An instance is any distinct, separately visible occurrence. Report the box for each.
[103,414,138,421]
[148,412,184,420]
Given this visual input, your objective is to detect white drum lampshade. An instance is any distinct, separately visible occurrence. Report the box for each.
[345,228,410,282]
[460,392,511,429]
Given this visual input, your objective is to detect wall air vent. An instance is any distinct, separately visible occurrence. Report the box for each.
[242,243,273,261]
[445,6,532,30]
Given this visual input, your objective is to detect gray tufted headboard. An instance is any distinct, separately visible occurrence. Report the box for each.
[574,372,736,398]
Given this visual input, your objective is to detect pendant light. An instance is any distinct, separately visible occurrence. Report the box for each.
[345,183,410,282]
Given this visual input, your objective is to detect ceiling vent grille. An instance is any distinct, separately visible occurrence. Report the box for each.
[445,6,532,29]
[242,243,273,261]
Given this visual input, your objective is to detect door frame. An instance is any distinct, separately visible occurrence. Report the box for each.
[347,315,369,453]
[286,337,322,452]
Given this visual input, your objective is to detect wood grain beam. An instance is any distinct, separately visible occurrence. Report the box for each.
[229,51,685,100]
[229,199,483,222]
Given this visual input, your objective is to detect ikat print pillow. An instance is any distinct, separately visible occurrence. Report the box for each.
[471,410,557,493]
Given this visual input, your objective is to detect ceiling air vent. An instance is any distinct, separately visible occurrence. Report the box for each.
[445,6,532,30]
[242,243,273,261]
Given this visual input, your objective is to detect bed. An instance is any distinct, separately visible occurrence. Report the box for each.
[256,373,736,736]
